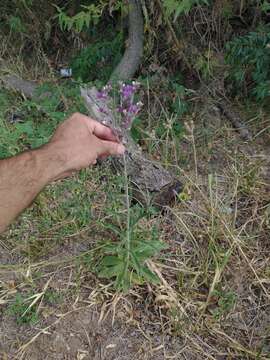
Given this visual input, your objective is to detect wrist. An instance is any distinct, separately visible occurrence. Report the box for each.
[33,143,68,183]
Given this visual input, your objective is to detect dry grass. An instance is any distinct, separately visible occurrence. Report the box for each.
[1,64,270,359]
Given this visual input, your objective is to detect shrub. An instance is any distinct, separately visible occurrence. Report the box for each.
[71,33,123,83]
[225,25,270,101]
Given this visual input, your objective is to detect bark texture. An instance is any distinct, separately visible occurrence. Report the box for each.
[1,75,37,98]
[110,0,144,81]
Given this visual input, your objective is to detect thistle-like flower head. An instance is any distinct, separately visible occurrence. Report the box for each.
[97,82,143,131]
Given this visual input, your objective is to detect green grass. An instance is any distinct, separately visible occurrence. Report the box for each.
[0,86,167,290]
[1,83,270,359]
[7,293,40,325]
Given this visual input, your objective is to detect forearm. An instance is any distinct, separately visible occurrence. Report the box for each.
[0,113,124,234]
[0,145,63,233]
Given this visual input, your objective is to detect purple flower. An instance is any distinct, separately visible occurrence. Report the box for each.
[97,90,108,100]
[121,84,135,99]
[120,82,140,100]
[117,105,124,114]
[97,82,142,130]
[98,106,108,114]
[128,104,139,114]
[96,84,112,100]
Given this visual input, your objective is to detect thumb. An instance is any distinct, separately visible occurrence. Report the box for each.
[97,140,125,157]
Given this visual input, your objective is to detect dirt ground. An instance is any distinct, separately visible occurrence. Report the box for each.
[0,261,195,360]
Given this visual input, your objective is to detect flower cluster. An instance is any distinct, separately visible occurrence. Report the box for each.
[96,84,112,100]
[97,82,143,130]
[96,84,112,114]
[118,82,143,129]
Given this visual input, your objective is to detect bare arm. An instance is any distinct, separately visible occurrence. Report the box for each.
[0,113,125,233]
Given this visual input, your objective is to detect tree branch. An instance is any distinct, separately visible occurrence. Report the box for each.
[1,74,37,98]
[217,99,252,141]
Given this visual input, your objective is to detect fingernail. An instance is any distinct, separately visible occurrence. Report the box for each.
[118,144,125,154]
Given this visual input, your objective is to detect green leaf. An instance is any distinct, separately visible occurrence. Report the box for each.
[98,262,124,279]
[140,266,160,284]
[130,252,142,275]
[130,272,145,285]
[115,270,131,291]
[133,241,166,262]
[49,112,66,122]
[130,117,143,143]
[102,243,122,253]
[8,16,26,33]
[163,0,209,20]
[99,255,122,267]
[261,0,270,13]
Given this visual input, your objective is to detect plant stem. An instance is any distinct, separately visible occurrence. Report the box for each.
[123,152,131,281]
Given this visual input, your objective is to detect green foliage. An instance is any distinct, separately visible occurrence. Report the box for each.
[260,0,270,13]
[55,3,104,33]
[71,34,123,82]
[19,0,33,7]
[96,204,166,291]
[211,289,237,319]
[24,184,92,258]
[7,290,61,324]
[0,109,53,158]
[170,82,190,116]
[162,0,209,20]
[36,81,86,115]
[7,293,39,325]
[81,172,166,291]
[8,15,26,33]
[43,290,62,305]
[0,118,25,158]
[0,82,86,158]
[130,117,144,143]
[225,26,270,101]
[220,1,234,20]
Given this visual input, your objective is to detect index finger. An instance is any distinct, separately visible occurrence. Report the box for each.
[76,113,118,142]
[93,121,119,142]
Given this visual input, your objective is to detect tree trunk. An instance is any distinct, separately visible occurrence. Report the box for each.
[110,0,144,82]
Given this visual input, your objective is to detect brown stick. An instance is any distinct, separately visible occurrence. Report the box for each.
[217,99,252,141]
[200,78,252,141]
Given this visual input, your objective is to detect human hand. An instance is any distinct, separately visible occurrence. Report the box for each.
[47,112,125,178]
